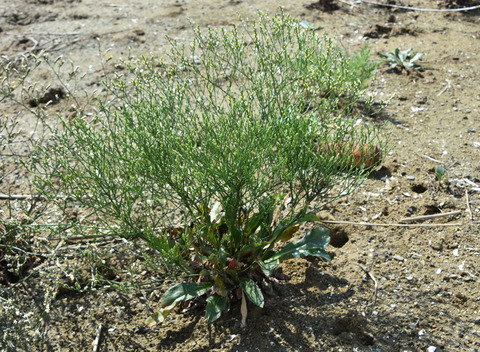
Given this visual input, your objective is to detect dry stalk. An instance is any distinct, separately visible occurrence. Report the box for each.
[465,189,473,220]
[322,220,461,227]
[92,324,103,352]
[355,263,378,310]
[399,210,461,223]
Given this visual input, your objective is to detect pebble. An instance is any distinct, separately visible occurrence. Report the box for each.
[427,347,437,352]
[415,95,427,104]
[133,326,148,334]
[393,254,405,261]
[475,317,480,325]
[406,175,415,181]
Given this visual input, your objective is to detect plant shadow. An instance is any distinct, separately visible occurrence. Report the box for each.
[151,258,374,352]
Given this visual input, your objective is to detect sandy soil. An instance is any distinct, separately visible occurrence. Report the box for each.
[1,0,480,351]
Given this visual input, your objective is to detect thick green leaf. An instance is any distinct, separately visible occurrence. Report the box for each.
[146,311,162,328]
[161,282,212,308]
[146,307,174,328]
[409,52,424,63]
[399,48,411,61]
[257,257,279,276]
[264,227,331,268]
[206,294,228,323]
[240,278,264,307]
[268,213,321,245]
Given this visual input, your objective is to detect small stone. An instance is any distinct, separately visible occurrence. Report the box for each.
[475,317,480,325]
[430,242,443,251]
[427,347,437,352]
[415,95,427,104]
[406,175,415,181]
[133,326,148,334]
[393,254,405,261]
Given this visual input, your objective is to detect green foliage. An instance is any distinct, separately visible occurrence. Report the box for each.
[379,48,425,71]
[31,10,385,325]
[435,165,447,183]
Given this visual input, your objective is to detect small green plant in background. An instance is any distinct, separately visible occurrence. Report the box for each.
[379,48,425,72]
[435,165,445,181]
[435,165,449,185]
[30,10,385,326]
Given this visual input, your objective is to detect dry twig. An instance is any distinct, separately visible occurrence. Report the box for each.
[422,154,443,163]
[399,210,461,223]
[322,220,461,227]
[355,263,378,310]
[437,79,452,96]
[465,189,473,220]
[92,324,103,352]
[0,194,31,200]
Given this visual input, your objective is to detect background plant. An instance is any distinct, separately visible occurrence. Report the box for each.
[379,48,425,72]
[31,11,386,325]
